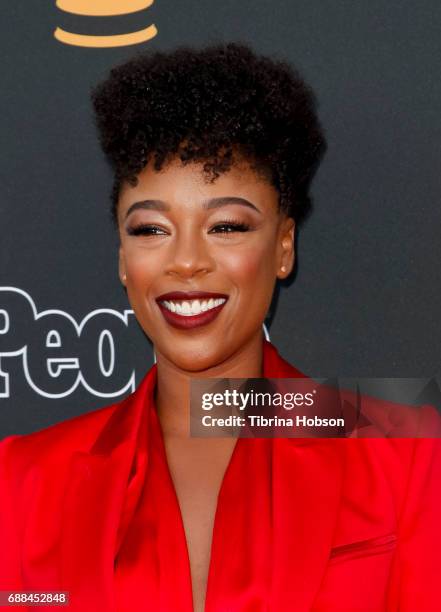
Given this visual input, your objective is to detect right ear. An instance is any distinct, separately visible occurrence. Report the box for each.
[119,246,127,286]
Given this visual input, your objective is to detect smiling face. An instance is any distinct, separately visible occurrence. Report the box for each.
[117,157,295,373]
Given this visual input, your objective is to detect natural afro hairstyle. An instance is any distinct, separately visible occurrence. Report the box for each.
[91,42,327,227]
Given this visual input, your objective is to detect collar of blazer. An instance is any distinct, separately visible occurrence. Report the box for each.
[56,340,346,611]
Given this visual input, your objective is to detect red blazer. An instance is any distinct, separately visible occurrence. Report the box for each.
[1,340,440,611]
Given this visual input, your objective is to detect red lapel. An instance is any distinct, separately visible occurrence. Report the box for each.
[58,368,156,610]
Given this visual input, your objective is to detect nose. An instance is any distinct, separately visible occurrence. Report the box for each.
[164,226,214,279]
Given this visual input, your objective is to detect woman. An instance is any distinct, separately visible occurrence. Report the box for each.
[1,43,440,611]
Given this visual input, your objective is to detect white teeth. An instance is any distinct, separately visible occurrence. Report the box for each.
[191,300,201,315]
[164,300,176,313]
[161,297,226,316]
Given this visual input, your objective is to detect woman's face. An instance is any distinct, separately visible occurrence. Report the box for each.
[117,157,295,372]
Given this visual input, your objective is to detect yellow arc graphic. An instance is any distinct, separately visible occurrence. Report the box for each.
[56,0,154,16]
[54,24,157,47]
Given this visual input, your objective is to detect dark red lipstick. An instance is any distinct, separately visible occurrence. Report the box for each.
[155,291,229,330]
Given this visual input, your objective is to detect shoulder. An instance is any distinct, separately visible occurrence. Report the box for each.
[275,388,441,509]
[0,400,120,476]
[345,395,441,484]
[338,404,441,517]
[0,364,156,485]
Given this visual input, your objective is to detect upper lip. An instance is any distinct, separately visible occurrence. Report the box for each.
[156,291,229,302]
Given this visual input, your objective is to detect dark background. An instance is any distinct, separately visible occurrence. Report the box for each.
[1,1,440,436]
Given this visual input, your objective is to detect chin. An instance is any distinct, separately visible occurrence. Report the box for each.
[157,336,237,373]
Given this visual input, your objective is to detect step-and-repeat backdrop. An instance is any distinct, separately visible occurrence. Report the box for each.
[1,1,440,436]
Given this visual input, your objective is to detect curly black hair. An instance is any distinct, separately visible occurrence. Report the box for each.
[91,42,326,227]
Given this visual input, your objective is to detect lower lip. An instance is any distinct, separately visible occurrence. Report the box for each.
[156,301,227,330]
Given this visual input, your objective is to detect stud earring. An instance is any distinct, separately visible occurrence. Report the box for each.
[280,265,286,273]
[122,274,127,281]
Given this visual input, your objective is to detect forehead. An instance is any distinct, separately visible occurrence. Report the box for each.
[117,157,279,217]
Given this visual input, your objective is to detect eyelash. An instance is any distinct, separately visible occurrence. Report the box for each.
[210,220,251,234]
[126,220,251,236]
[126,224,166,236]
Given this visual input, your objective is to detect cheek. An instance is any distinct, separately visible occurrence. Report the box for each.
[219,242,276,296]
[226,252,261,277]
[123,245,160,288]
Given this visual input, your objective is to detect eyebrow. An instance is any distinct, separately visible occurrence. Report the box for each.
[124,196,261,219]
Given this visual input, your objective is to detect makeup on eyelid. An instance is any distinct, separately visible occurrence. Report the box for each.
[126,219,253,237]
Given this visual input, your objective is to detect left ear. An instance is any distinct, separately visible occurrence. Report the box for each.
[276,215,295,279]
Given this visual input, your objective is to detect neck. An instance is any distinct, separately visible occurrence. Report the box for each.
[154,331,264,437]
